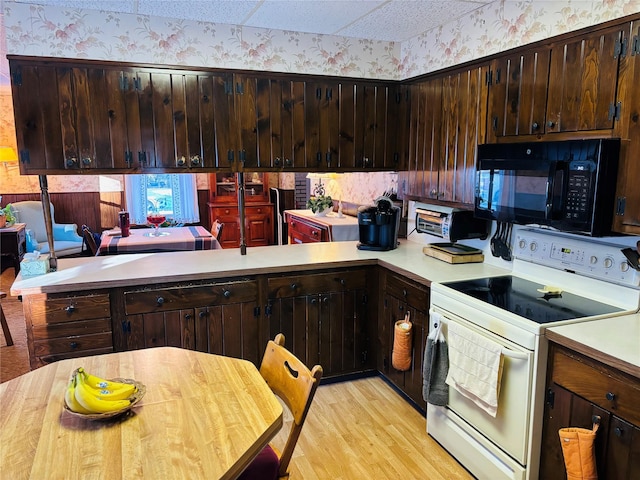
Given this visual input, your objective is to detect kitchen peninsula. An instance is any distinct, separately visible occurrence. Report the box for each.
[11,241,506,373]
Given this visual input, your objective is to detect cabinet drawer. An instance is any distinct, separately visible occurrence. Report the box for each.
[288,217,329,242]
[210,206,239,218]
[34,331,113,356]
[32,317,112,341]
[268,270,366,298]
[125,281,258,315]
[384,273,430,308]
[552,348,640,426]
[26,294,111,325]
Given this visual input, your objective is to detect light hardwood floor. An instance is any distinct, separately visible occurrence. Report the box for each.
[1,268,471,478]
[271,376,473,479]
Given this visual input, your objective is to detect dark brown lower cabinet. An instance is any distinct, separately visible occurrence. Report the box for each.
[540,343,640,479]
[379,269,430,408]
[266,268,374,377]
[118,279,262,365]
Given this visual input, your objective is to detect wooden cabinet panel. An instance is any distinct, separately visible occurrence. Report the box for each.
[208,172,273,248]
[613,21,640,234]
[487,47,550,140]
[440,65,488,205]
[547,26,623,133]
[24,292,113,368]
[267,269,372,377]
[379,270,430,408]
[385,84,410,171]
[286,214,330,243]
[245,205,274,246]
[122,279,260,359]
[400,78,441,200]
[540,343,640,479]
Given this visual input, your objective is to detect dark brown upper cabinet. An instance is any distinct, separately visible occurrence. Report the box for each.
[486,47,551,141]
[384,84,410,171]
[399,77,442,200]
[546,24,625,133]
[11,62,116,173]
[612,20,640,235]
[304,80,340,170]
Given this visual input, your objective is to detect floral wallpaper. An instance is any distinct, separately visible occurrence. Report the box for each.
[1,0,639,197]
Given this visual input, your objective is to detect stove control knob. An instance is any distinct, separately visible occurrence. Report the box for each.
[518,239,527,249]
[621,262,630,272]
[603,257,613,269]
[590,255,598,265]
[530,242,538,252]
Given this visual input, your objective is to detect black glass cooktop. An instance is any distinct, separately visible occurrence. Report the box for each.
[442,275,623,323]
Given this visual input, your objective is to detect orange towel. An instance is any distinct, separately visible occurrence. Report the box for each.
[392,312,412,371]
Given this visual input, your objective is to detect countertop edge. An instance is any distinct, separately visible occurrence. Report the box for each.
[546,327,640,378]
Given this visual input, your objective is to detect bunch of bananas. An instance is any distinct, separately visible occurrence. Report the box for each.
[65,367,138,414]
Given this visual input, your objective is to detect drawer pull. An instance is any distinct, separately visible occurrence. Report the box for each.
[223,289,231,299]
[402,289,407,297]
[606,392,616,401]
[70,342,79,349]
[156,296,165,306]
[339,279,346,286]
[290,283,297,290]
[65,305,76,314]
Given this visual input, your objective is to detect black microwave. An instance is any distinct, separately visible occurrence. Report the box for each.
[475,139,620,236]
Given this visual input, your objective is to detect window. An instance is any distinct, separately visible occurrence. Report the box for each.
[124,174,200,225]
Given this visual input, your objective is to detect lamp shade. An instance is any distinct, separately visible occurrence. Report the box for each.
[0,147,18,163]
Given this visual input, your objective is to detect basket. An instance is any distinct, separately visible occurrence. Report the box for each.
[63,375,146,420]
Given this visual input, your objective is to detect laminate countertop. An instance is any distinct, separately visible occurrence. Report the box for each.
[545,313,640,378]
[10,240,508,296]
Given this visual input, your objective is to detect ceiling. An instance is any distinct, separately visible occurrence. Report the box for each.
[14,0,493,43]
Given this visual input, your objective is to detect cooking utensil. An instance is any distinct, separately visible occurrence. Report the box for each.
[622,247,640,271]
[490,222,503,257]
[500,223,513,261]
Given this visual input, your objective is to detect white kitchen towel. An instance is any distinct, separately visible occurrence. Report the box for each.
[445,321,504,417]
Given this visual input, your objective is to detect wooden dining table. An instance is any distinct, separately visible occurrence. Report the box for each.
[97,225,221,255]
[0,347,283,479]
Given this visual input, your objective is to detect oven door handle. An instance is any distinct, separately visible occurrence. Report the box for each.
[501,348,529,360]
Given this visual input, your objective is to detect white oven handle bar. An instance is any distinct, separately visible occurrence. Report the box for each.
[501,348,528,360]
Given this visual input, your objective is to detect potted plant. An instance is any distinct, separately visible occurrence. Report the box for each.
[306,182,333,216]
[0,204,16,228]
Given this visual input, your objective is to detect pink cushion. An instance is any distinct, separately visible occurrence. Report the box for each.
[237,445,279,480]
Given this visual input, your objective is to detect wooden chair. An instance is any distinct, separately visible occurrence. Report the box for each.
[0,291,13,346]
[81,225,98,256]
[238,333,323,480]
[211,219,224,240]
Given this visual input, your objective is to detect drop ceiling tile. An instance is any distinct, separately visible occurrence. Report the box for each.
[14,0,137,14]
[245,0,386,36]
[136,0,259,24]
[338,0,490,42]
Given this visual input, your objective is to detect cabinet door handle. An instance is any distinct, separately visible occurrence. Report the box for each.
[614,427,624,437]
[199,311,206,319]
[547,120,555,128]
[532,122,540,131]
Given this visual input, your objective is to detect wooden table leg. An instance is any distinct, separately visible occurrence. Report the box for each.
[0,292,13,346]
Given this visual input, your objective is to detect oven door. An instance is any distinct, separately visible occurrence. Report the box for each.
[428,305,534,465]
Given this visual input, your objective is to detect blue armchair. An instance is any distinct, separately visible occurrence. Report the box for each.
[10,201,83,256]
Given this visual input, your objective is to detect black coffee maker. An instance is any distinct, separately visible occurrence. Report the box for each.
[357,197,400,251]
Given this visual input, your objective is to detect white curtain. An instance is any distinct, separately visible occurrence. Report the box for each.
[124,174,200,225]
